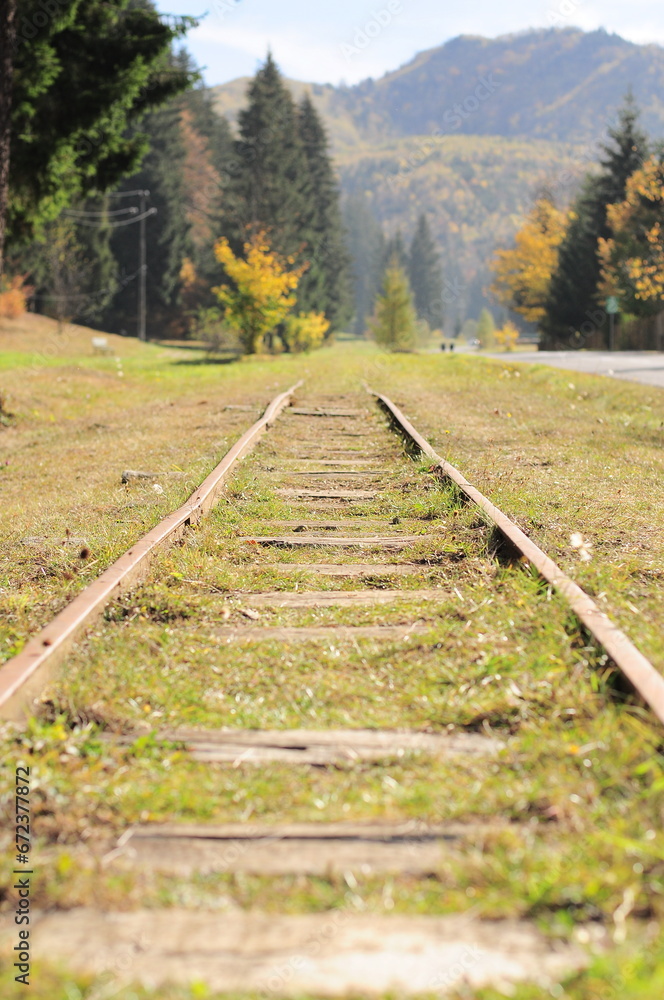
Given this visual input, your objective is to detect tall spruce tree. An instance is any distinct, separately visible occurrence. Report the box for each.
[102,98,191,338]
[22,205,119,325]
[408,213,443,329]
[1,0,194,274]
[542,95,648,347]
[178,62,235,297]
[382,230,408,272]
[12,47,231,336]
[222,54,309,261]
[342,192,385,335]
[296,94,352,330]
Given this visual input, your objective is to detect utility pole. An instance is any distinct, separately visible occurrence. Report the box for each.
[138,189,149,341]
[65,191,156,340]
[106,189,155,341]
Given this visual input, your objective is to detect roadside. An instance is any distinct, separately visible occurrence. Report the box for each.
[484,349,664,388]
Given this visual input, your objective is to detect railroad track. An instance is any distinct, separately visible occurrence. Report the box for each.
[1,385,662,995]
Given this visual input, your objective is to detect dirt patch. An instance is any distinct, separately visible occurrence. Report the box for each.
[0,909,589,994]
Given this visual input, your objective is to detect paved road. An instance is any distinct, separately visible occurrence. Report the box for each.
[483,350,664,389]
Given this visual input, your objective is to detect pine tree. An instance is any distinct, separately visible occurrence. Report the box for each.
[382,230,408,272]
[408,214,443,329]
[102,99,192,338]
[222,54,309,262]
[1,0,195,274]
[183,67,235,179]
[177,59,235,312]
[0,0,18,275]
[295,94,352,330]
[12,47,227,336]
[370,257,418,351]
[542,94,648,347]
[342,192,385,334]
[176,52,233,257]
[24,206,118,326]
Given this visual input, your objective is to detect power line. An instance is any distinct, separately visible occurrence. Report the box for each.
[60,189,153,341]
[108,189,150,198]
[65,207,157,228]
[63,207,139,218]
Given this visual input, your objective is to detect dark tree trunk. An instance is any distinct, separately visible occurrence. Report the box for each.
[0,0,18,277]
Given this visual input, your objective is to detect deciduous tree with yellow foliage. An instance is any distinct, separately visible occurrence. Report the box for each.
[282,311,330,353]
[599,155,664,316]
[490,198,568,323]
[213,233,305,354]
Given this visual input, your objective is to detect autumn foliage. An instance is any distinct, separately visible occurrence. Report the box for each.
[213,233,306,354]
[490,198,569,324]
[0,275,32,319]
[282,311,330,353]
[599,155,664,314]
[494,321,520,350]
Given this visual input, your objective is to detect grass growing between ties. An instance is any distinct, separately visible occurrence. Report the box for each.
[1,333,664,997]
[363,348,664,669]
[0,313,312,659]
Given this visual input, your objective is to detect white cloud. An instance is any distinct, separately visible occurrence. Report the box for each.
[192,18,408,83]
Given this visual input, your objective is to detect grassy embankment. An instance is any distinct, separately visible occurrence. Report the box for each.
[1,315,663,998]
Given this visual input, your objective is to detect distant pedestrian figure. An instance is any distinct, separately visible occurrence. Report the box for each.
[450,343,455,352]
[441,343,447,351]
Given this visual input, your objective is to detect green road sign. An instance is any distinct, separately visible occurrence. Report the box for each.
[606,296,620,315]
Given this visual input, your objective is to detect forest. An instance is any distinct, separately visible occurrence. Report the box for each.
[1,7,663,350]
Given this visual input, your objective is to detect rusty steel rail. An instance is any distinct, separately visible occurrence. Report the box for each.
[0,382,303,720]
[370,388,664,726]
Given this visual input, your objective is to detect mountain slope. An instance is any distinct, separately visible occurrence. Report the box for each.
[208,28,660,324]
[343,28,664,143]
[338,134,585,322]
[211,28,664,150]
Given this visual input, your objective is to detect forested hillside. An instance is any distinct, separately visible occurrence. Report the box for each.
[338,134,585,324]
[336,29,664,145]
[210,27,664,324]
[211,28,664,150]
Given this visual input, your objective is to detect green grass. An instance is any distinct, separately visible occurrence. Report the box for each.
[1,330,663,997]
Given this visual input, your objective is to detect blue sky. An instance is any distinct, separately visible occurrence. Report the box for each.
[156,1,664,86]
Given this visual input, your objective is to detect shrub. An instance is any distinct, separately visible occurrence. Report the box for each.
[0,275,32,319]
[213,233,304,354]
[193,308,242,356]
[282,311,330,353]
[476,308,496,349]
[494,321,520,351]
[0,391,12,426]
